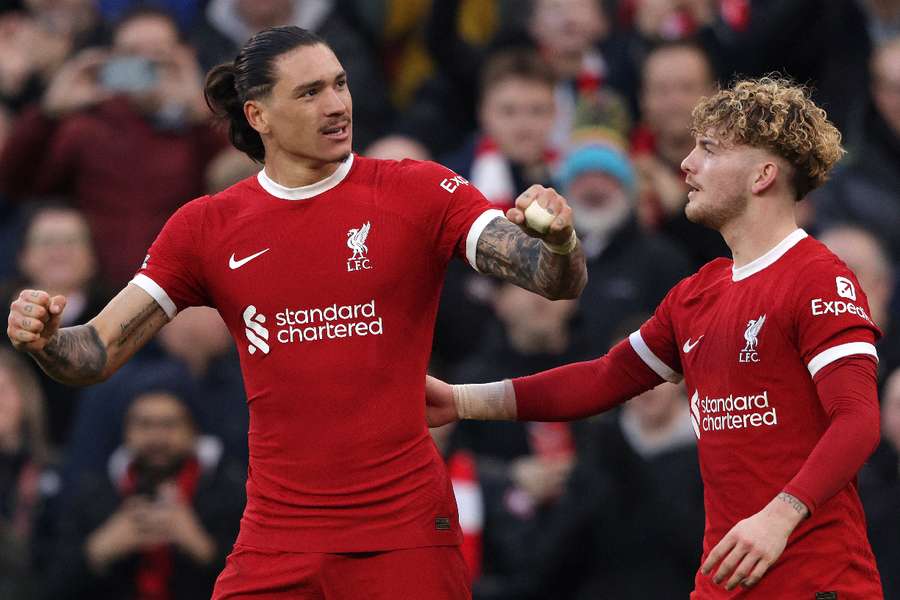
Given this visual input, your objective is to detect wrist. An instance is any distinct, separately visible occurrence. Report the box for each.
[769,492,808,528]
[541,230,578,255]
[452,380,517,420]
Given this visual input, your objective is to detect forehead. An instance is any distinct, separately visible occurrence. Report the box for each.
[272,44,344,88]
[115,16,178,49]
[484,76,554,102]
[128,392,188,419]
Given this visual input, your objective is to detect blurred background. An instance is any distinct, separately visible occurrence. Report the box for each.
[0,0,897,598]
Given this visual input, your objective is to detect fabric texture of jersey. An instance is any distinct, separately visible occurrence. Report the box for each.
[630,230,882,598]
[132,154,501,552]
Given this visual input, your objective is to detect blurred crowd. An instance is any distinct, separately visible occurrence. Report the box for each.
[0,0,897,598]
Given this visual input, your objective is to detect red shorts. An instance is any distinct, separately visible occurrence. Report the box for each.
[212,544,471,599]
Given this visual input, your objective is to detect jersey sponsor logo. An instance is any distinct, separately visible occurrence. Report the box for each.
[274,299,384,344]
[739,314,765,363]
[229,248,270,270]
[346,222,372,272]
[690,389,778,438]
[683,336,704,353]
[242,300,385,355]
[243,305,270,355]
[810,298,871,322]
[836,276,856,300]
[439,174,469,194]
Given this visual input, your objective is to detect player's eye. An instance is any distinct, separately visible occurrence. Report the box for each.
[336,79,347,88]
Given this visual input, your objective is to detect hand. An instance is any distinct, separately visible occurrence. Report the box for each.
[41,48,111,118]
[506,185,575,247]
[85,497,163,572]
[701,494,807,590]
[152,483,216,563]
[155,45,207,122]
[425,375,458,427]
[7,290,67,353]
[511,456,574,505]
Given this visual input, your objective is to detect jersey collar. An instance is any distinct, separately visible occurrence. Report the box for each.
[731,229,808,281]
[257,154,354,200]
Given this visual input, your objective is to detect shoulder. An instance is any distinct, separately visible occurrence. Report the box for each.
[364,156,471,196]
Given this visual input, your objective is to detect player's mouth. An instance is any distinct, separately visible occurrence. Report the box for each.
[686,178,702,199]
[321,121,351,141]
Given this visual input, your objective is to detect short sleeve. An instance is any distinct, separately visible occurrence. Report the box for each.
[129,199,209,318]
[394,160,503,271]
[629,286,684,383]
[793,259,881,378]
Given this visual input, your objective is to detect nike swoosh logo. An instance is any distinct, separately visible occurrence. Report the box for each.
[682,336,704,353]
[229,248,270,270]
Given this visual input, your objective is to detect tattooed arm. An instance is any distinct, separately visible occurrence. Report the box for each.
[7,285,169,385]
[475,185,587,300]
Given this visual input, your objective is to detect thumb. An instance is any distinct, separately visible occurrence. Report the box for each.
[48,295,67,316]
[44,295,67,337]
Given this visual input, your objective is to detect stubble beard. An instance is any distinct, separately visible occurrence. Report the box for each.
[685,189,748,231]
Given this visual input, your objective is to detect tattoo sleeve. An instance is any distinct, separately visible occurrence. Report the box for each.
[36,324,108,385]
[32,291,167,386]
[475,217,587,299]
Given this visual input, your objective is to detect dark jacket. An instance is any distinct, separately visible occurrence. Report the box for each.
[42,439,246,600]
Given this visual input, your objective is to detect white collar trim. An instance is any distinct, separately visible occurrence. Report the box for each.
[732,229,807,281]
[257,154,354,200]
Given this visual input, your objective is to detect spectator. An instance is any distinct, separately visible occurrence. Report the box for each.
[813,36,900,265]
[513,381,703,600]
[0,1,106,111]
[0,348,51,600]
[449,284,580,595]
[443,49,558,209]
[559,141,692,355]
[404,0,630,156]
[630,40,726,266]
[434,50,558,371]
[192,0,392,150]
[43,384,245,600]
[819,225,900,378]
[0,7,231,286]
[859,367,900,599]
[63,307,248,490]
[1,203,110,448]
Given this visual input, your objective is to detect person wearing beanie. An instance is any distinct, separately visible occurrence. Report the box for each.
[558,141,692,357]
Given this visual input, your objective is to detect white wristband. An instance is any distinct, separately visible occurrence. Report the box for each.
[452,380,517,420]
[541,230,578,255]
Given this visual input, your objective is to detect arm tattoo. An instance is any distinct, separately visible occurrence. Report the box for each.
[777,492,809,518]
[37,324,108,385]
[117,299,164,352]
[475,218,587,299]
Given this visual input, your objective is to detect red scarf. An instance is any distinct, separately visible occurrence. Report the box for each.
[470,136,558,209]
[120,458,201,600]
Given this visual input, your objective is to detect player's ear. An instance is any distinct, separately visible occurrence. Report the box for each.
[750,161,778,195]
[244,99,270,135]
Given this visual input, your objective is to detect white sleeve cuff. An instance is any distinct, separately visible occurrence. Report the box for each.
[465,209,505,272]
[130,274,177,320]
[629,330,682,383]
[807,342,878,378]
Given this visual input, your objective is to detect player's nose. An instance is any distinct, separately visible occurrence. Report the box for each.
[322,86,349,115]
[681,148,698,174]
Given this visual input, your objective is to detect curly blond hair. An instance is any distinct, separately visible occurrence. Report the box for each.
[691,76,844,199]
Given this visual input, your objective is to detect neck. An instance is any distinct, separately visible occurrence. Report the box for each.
[263,151,344,188]
[720,194,799,268]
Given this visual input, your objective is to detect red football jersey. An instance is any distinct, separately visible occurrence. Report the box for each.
[132,154,503,552]
[630,230,882,598]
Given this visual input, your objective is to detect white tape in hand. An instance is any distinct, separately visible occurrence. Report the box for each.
[524,201,555,234]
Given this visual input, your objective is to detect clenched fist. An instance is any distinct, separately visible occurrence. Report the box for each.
[7,289,67,353]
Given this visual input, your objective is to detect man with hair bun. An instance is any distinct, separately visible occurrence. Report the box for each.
[6,25,588,599]
[428,77,885,597]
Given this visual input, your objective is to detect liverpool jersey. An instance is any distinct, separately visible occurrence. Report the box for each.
[132,154,503,552]
[630,229,882,598]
